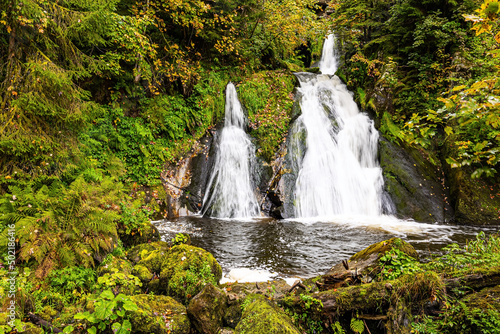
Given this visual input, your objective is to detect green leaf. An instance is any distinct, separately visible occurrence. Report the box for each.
[117,309,125,317]
[111,322,122,332]
[88,327,97,334]
[444,126,453,136]
[123,300,138,311]
[100,289,115,300]
[63,325,74,333]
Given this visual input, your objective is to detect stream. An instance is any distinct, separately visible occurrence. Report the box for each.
[154,216,499,282]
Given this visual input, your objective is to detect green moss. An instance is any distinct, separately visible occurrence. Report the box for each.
[130,294,190,334]
[53,305,84,328]
[97,255,134,276]
[350,237,418,262]
[160,244,222,304]
[235,294,301,334]
[132,264,154,283]
[127,241,170,264]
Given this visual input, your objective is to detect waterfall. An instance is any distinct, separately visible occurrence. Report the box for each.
[201,83,261,218]
[292,34,392,218]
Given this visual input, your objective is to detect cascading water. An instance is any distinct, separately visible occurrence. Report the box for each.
[201,83,261,218]
[292,34,393,218]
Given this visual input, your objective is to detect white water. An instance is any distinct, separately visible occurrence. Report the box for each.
[201,83,261,218]
[293,34,391,218]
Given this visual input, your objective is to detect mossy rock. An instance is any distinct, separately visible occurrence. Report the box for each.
[97,255,134,276]
[305,67,320,73]
[235,294,301,334]
[127,241,170,265]
[462,285,500,311]
[187,283,227,334]
[379,137,454,223]
[129,294,190,334]
[325,238,418,280]
[160,244,222,304]
[120,223,161,248]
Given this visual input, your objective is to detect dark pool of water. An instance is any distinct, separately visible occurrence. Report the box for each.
[153,215,499,279]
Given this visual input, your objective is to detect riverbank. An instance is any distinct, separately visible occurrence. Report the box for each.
[1,226,499,334]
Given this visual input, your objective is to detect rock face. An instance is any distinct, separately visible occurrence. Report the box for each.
[379,137,454,223]
[187,283,228,334]
[130,295,190,334]
[162,136,216,218]
[131,243,222,304]
[235,294,301,334]
[448,168,500,225]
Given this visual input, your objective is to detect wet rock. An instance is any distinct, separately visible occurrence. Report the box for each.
[163,135,215,218]
[322,237,417,289]
[187,283,228,334]
[379,137,454,223]
[129,295,190,334]
[235,294,301,334]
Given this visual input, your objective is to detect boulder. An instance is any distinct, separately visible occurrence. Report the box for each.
[129,295,190,334]
[322,237,417,289]
[187,283,228,334]
[235,294,301,334]
[160,244,222,304]
[127,241,170,265]
[131,243,222,303]
[379,137,454,223]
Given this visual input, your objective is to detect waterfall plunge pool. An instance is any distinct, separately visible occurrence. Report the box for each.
[153,216,499,283]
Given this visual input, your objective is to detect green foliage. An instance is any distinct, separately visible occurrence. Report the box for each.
[72,290,138,334]
[0,173,123,276]
[350,316,365,334]
[288,294,325,334]
[424,232,500,275]
[48,267,96,294]
[378,248,422,280]
[172,233,190,246]
[168,263,216,303]
[238,70,296,161]
[412,300,500,334]
[95,272,142,292]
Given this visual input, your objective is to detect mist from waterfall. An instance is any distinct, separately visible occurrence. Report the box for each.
[292,34,393,218]
[201,83,261,218]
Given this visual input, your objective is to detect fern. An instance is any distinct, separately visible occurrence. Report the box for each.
[350,317,365,334]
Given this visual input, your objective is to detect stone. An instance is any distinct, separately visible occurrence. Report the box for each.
[129,295,190,334]
[97,255,134,276]
[235,294,301,334]
[379,137,454,223]
[322,237,418,289]
[187,283,228,334]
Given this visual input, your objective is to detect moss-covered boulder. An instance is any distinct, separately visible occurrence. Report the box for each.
[120,223,161,248]
[160,244,222,304]
[130,243,222,303]
[235,294,301,334]
[97,255,134,276]
[323,237,418,287]
[187,283,228,334]
[129,295,190,334]
[127,241,170,264]
[379,137,454,223]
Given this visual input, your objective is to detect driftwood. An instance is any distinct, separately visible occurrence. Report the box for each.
[27,312,63,333]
